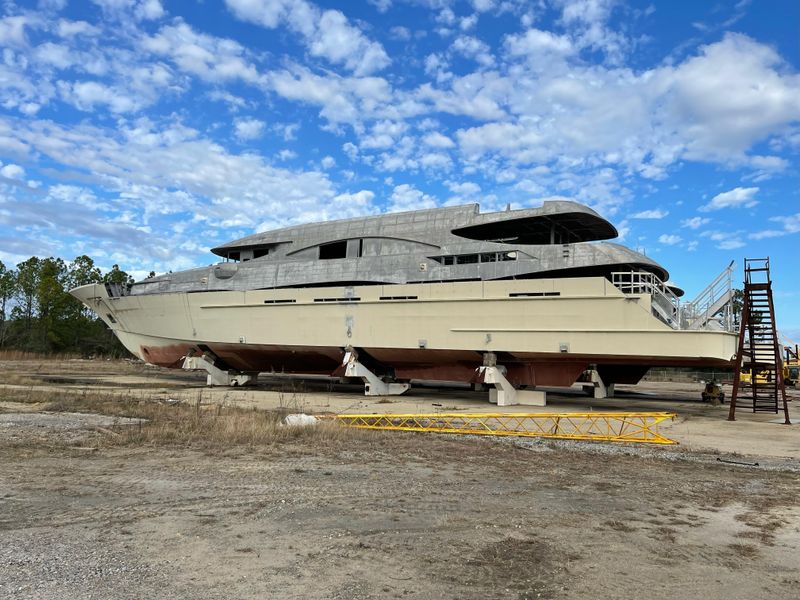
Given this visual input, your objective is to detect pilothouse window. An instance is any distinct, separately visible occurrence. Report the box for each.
[319,240,347,259]
[431,251,517,265]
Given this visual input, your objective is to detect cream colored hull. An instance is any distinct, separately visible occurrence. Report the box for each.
[72,277,736,386]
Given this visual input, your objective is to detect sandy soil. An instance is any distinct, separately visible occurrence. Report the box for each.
[1,358,800,599]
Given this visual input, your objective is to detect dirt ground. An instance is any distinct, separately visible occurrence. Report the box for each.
[2,358,800,599]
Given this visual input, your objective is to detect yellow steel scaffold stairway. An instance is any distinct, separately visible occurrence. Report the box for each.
[728,258,791,423]
[332,412,678,445]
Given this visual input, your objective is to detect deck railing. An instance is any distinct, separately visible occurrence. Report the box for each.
[611,271,682,328]
[611,267,736,332]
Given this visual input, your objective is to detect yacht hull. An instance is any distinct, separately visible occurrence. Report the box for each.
[71,277,737,387]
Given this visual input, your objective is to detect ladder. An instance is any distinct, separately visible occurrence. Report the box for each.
[728,258,790,423]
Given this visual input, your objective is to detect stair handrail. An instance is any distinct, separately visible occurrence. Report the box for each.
[684,261,736,331]
[611,271,681,329]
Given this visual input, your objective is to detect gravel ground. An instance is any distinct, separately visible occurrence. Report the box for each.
[2,358,799,599]
[1,414,799,599]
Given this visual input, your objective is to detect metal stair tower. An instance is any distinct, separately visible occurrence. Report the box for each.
[728,258,790,423]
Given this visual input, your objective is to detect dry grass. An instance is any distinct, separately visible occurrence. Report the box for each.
[0,387,379,451]
[0,350,83,361]
[604,519,637,533]
[728,542,759,558]
[0,372,40,386]
[117,402,370,449]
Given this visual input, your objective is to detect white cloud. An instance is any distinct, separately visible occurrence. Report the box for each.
[389,26,410,41]
[389,183,437,212]
[368,0,392,13]
[718,239,745,250]
[631,209,668,219]
[445,33,800,191]
[135,0,165,20]
[749,229,784,240]
[658,234,681,245]
[342,142,359,160]
[701,230,746,250]
[750,212,800,239]
[2,115,351,231]
[504,28,574,58]
[57,19,101,37]
[422,131,455,149]
[661,34,800,161]
[471,0,495,12]
[775,213,800,233]
[225,0,389,75]
[681,216,711,229]
[451,35,494,67]
[59,80,138,113]
[141,21,262,84]
[321,155,335,169]
[0,16,30,47]
[33,42,75,69]
[0,163,25,180]
[699,187,759,212]
[233,117,265,140]
[268,65,393,126]
[446,181,480,195]
[459,15,478,31]
[89,0,166,22]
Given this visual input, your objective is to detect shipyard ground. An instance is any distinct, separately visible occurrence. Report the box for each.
[1,358,799,600]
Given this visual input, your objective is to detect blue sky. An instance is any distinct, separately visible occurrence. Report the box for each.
[1,0,799,335]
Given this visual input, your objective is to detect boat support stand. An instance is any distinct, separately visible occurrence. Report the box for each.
[584,369,615,399]
[182,352,258,387]
[479,353,546,407]
[343,349,410,396]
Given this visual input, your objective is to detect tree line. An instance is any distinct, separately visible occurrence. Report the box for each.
[0,255,144,356]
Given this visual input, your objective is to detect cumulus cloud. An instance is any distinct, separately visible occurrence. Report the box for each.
[449,33,800,189]
[446,181,480,196]
[57,19,101,37]
[268,65,393,126]
[422,132,455,148]
[90,0,166,21]
[750,213,800,239]
[0,116,354,232]
[658,234,681,245]
[702,230,746,250]
[141,21,262,84]
[388,183,437,212]
[451,35,494,67]
[0,15,30,47]
[225,0,389,75]
[681,216,710,229]
[58,80,139,113]
[631,209,668,219]
[0,163,26,180]
[233,117,266,140]
[699,187,759,212]
[504,28,574,58]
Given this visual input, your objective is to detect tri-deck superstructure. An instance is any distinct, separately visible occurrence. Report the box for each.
[71,201,737,404]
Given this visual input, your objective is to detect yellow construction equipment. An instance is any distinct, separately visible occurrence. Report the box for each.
[784,344,799,387]
[332,412,677,445]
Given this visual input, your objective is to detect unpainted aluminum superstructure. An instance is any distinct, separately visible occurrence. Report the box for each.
[132,201,669,296]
